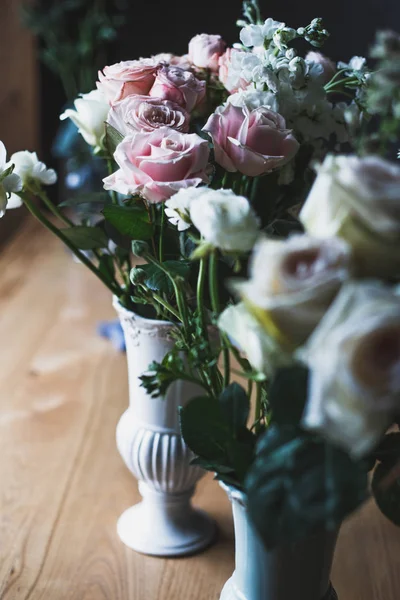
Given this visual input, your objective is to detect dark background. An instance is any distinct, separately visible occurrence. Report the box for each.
[40,0,397,166]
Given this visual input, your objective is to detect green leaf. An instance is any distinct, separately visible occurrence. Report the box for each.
[190,457,235,474]
[219,383,250,432]
[105,122,124,155]
[372,459,400,526]
[98,254,115,285]
[269,366,309,427]
[245,424,369,549]
[62,225,108,249]
[59,192,110,207]
[103,205,153,240]
[140,260,190,295]
[179,396,232,463]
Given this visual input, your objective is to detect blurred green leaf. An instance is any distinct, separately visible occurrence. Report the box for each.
[139,261,190,296]
[246,424,369,549]
[62,225,108,249]
[105,123,124,156]
[103,205,154,240]
[59,192,110,207]
[219,383,250,432]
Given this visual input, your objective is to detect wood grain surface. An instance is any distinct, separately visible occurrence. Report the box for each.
[0,218,400,600]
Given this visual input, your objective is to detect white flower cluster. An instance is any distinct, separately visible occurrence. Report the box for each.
[222,18,367,154]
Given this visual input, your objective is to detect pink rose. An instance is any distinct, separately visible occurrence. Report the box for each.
[149,66,206,112]
[107,95,190,135]
[203,104,300,177]
[97,58,160,105]
[306,51,336,84]
[188,34,227,71]
[103,128,210,203]
[152,53,192,70]
[218,48,248,93]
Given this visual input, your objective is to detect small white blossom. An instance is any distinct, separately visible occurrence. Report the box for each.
[60,89,109,151]
[240,18,285,48]
[11,151,57,187]
[164,187,207,231]
[227,89,279,112]
[0,141,22,217]
[338,55,367,75]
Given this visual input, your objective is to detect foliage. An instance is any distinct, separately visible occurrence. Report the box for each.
[21,0,126,100]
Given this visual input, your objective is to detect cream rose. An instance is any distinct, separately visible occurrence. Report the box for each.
[218,302,292,376]
[189,188,260,252]
[107,95,190,135]
[60,89,109,151]
[300,282,400,457]
[300,154,400,278]
[234,235,352,348]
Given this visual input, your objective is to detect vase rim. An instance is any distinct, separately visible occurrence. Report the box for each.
[112,295,175,327]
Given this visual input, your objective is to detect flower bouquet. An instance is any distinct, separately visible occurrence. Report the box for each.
[0,0,386,580]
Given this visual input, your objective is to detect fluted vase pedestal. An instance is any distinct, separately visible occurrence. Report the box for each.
[220,484,338,600]
[114,299,216,557]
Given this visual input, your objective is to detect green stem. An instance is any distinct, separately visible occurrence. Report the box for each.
[35,188,74,227]
[196,256,208,334]
[159,206,165,263]
[145,289,181,321]
[208,251,220,314]
[254,382,263,435]
[250,176,260,204]
[324,76,359,92]
[20,193,119,296]
[209,251,230,389]
[106,159,119,205]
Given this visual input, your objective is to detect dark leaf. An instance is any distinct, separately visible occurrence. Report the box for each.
[140,261,190,295]
[59,192,110,207]
[98,254,115,285]
[245,424,369,549]
[62,225,108,249]
[219,383,250,432]
[103,205,153,240]
[269,366,309,427]
[179,396,232,463]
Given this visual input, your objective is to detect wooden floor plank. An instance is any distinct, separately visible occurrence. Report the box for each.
[0,217,400,600]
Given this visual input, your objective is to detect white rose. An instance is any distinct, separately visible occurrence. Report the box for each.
[233,234,352,348]
[300,154,400,278]
[218,302,292,376]
[60,89,109,151]
[299,281,400,457]
[0,141,22,217]
[189,188,260,253]
[10,151,57,187]
[164,186,207,231]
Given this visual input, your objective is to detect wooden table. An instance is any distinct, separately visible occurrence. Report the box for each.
[1,218,400,600]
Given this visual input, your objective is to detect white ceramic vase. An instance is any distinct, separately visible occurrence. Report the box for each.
[220,484,338,600]
[114,299,216,557]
